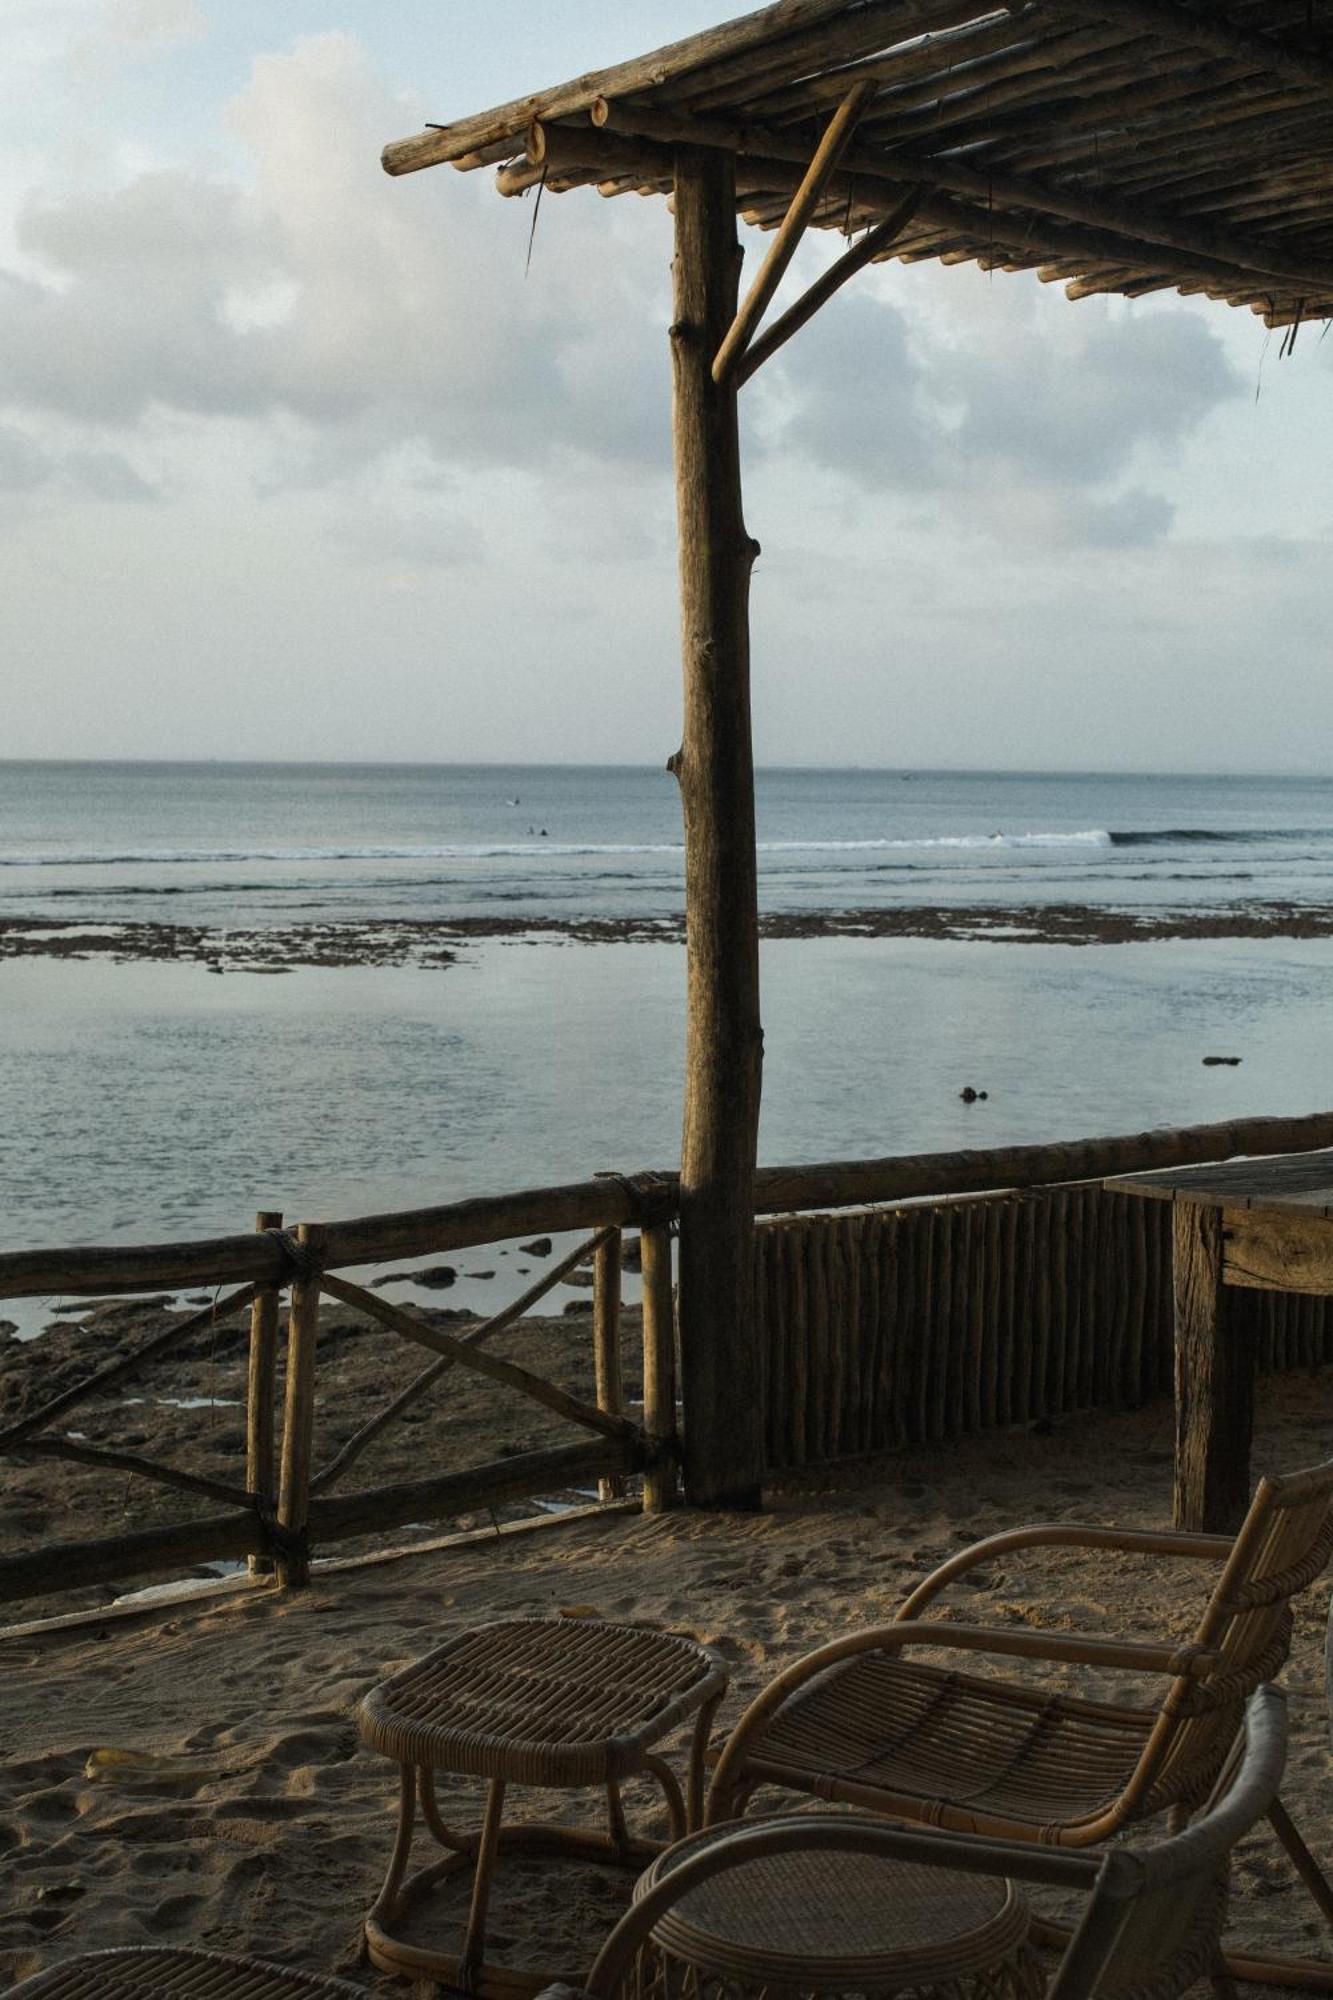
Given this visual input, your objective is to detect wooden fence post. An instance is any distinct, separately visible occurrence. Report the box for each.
[276,1222,323,1588]
[246,1209,283,1577]
[593,1229,626,1500]
[641,1225,679,1513]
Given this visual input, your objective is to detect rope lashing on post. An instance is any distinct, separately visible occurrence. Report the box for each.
[263,1227,323,1282]
[594,1170,679,1231]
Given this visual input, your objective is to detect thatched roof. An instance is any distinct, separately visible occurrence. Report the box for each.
[384,0,1333,329]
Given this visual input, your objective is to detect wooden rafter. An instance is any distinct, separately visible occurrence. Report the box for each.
[507,125,1333,302]
[582,103,1333,294]
[1025,0,1333,94]
[734,190,923,385]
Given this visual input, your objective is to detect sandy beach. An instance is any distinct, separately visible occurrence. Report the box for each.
[3,1369,1331,1994]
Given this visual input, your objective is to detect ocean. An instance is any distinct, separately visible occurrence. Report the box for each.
[5,763,1333,925]
[3,762,1333,1327]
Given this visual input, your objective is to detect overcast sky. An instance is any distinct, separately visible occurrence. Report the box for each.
[3,0,1332,772]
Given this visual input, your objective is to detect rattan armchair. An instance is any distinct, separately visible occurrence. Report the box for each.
[561,1685,1286,2000]
[708,1457,1333,1987]
[5,1946,368,1997]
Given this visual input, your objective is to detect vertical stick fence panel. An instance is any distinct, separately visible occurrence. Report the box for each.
[246,1208,283,1578]
[276,1223,324,1587]
[640,1224,679,1513]
[593,1229,626,1501]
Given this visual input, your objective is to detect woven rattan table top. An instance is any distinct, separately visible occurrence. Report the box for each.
[6,1945,368,1997]
[358,1617,728,1784]
[636,1817,1030,1989]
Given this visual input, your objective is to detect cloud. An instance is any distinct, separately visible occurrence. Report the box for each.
[0,418,154,500]
[0,25,1253,560]
[756,269,1244,548]
[0,33,671,496]
[101,0,207,50]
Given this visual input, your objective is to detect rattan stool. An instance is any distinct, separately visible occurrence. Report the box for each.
[6,1946,368,1996]
[358,1617,728,1997]
[628,1816,1044,2000]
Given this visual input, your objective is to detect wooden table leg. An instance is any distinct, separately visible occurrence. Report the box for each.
[1173,1205,1253,1533]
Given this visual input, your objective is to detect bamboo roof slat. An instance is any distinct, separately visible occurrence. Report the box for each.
[386,0,1333,325]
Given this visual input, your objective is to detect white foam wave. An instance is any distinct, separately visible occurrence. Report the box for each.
[0,828,1116,868]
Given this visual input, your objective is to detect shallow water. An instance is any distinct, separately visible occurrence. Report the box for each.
[3,933,1331,1267]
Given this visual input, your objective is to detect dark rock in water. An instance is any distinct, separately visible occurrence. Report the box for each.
[412,1265,458,1290]
[185,1294,213,1306]
[959,1086,990,1103]
[563,1269,595,1289]
[1202,1055,1242,1066]
[0,1320,16,1340]
[563,1299,591,1316]
[520,1238,553,1257]
[468,1270,495,1280]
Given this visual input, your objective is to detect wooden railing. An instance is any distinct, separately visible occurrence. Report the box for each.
[0,1184,682,1611]
[4,1107,1333,1613]
[755,1185,1333,1471]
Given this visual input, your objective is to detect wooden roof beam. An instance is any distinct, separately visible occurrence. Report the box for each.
[711,82,873,386]
[507,130,1326,306]
[1016,0,1333,96]
[584,101,1333,292]
[382,0,873,175]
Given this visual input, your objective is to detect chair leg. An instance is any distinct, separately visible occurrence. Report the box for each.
[459,1777,507,1988]
[1209,1951,1241,2000]
[1270,1797,1333,1930]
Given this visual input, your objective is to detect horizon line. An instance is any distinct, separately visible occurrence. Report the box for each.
[2,757,1332,781]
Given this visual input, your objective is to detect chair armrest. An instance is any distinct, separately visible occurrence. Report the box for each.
[705,1619,1215,1824]
[898,1523,1234,1620]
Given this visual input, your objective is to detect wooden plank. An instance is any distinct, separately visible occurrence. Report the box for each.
[1223,1206,1333,1294]
[1109,1146,1333,1214]
[1173,1204,1253,1533]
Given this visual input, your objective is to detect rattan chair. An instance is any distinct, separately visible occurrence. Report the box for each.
[565,1684,1286,2000]
[708,1457,1333,1987]
[4,1945,368,1997]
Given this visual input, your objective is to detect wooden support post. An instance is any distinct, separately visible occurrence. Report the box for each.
[670,145,765,1510]
[640,1225,679,1514]
[1173,1204,1253,1533]
[246,1209,283,1577]
[276,1222,323,1588]
[593,1229,626,1499]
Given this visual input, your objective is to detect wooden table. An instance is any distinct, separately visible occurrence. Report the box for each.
[1106,1148,1333,1532]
